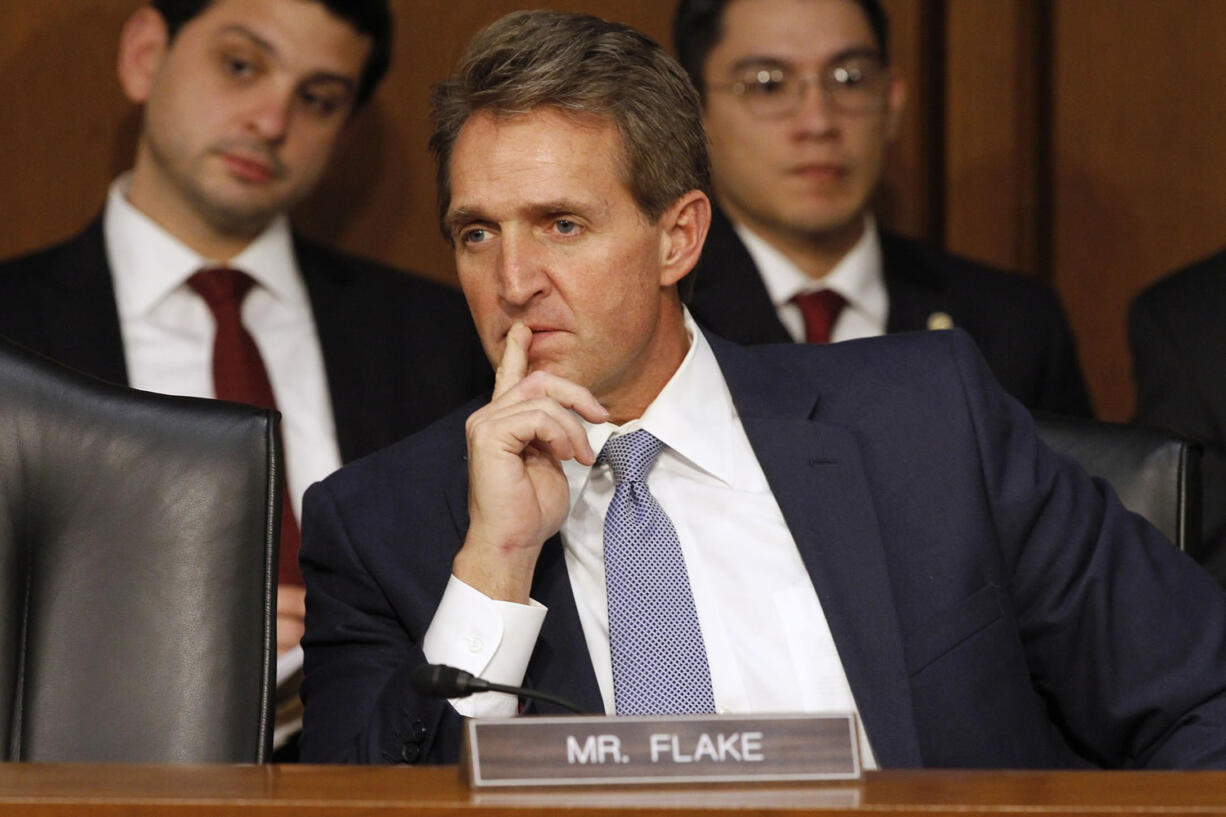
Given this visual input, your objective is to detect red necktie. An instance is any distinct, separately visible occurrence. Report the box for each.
[188,267,301,586]
[792,289,846,344]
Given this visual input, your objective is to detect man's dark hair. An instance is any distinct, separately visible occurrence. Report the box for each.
[673,0,889,98]
[151,0,392,107]
[429,10,710,239]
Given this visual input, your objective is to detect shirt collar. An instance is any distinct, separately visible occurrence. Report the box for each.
[734,213,887,325]
[104,174,306,319]
[562,308,738,504]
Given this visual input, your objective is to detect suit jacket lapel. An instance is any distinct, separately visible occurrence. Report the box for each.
[880,230,954,335]
[711,335,923,766]
[39,219,129,385]
[689,205,793,344]
[296,238,375,463]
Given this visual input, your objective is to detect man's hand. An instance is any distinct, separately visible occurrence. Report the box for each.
[454,322,608,603]
[276,585,306,657]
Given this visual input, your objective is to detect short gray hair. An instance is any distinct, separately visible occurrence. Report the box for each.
[429,10,710,240]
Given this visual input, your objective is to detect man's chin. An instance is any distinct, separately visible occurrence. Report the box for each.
[196,196,285,238]
[524,357,586,389]
[777,205,867,242]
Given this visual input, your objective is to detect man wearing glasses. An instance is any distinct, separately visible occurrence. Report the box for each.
[675,0,1092,417]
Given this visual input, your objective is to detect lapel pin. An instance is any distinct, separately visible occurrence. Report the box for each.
[927,311,954,331]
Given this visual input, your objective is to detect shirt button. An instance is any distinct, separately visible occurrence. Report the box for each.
[467,637,484,653]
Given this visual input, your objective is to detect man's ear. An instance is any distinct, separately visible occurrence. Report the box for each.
[116,6,170,104]
[657,190,711,288]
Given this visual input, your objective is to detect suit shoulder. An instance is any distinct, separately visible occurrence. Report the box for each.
[718,326,979,388]
[0,222,102,282]
[882,230,1063,307]
[1132,248,1226,320]
[294,237,469,308]
[315,395,480,506]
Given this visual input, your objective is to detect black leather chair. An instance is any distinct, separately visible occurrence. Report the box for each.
[0,339,278,762]
[1035,413,1202,554]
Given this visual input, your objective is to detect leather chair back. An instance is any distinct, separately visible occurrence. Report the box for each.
[1035,413,1201,553]
[0,339,277,762]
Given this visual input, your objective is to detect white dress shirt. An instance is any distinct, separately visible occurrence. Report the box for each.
[423,309,876,768]
[103,175,343,521]
[735,214,888,343]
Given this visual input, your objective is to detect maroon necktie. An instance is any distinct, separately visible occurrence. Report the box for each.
[792,289,846,344]
[188,267,301,587]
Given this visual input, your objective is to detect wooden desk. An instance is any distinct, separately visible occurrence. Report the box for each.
[0,765,1223,816]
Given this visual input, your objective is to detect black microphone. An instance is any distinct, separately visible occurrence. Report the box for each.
[410,663,584,714]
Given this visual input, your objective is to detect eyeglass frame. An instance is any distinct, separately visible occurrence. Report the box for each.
[705,48,894,118]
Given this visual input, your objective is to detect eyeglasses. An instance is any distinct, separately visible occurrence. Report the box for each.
[708,55,891,118]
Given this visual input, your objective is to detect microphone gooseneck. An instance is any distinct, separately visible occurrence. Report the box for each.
[409,663,584,713]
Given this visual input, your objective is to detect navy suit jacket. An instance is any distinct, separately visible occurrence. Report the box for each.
[0,219,492,463]
[689,205,1093,418]
[299,327,1226,768]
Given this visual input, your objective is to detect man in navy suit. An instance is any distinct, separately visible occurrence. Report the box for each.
[299,10,1226,767]
[673,0,1091,417]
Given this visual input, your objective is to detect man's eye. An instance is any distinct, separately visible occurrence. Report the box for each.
[300,90,344,116]
[831,65,866,87]
[745,70,787,96]
[554,219,579,234]
[461,228,489,245]
[223,55,256,79]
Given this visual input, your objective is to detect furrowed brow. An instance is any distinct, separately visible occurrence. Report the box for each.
[443,206,488,236]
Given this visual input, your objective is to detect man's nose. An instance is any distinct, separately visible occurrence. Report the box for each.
[497,232,550,306]
[791,76,839,135]
[246,89,293,142]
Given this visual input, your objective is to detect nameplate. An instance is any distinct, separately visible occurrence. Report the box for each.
[461,712,861,787]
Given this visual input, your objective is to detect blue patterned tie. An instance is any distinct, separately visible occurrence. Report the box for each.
[600,430,716,715]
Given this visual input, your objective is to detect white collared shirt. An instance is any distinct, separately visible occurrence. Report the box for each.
[423,309,876,768]
[103,175,342,521]
[735,214,888,343]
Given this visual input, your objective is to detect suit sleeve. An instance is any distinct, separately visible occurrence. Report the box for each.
[297,479,467,764]
[945,330,1226,768]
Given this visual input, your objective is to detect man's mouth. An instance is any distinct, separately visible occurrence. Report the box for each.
[219,151,282,184]
[790,162,847,182]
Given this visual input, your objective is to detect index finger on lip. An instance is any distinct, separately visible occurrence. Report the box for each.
[493,322,531,400]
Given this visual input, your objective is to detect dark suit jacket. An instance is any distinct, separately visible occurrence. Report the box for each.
[298,328,1226,769]
[1129,251,1226,584]
[688,206,1093,417]
[0,218,492,463]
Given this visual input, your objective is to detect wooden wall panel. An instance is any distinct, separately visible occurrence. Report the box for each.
[875,0,940,243]
[0,2,134,253]
[1051,0,1226,420]
[943,0,1046,275]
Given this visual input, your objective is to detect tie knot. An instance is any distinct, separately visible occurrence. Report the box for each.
[792,288,846,344]
[188,267,256,318]
[599,429,664,484]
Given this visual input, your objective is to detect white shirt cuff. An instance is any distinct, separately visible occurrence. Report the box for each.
[421,574,547,717]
